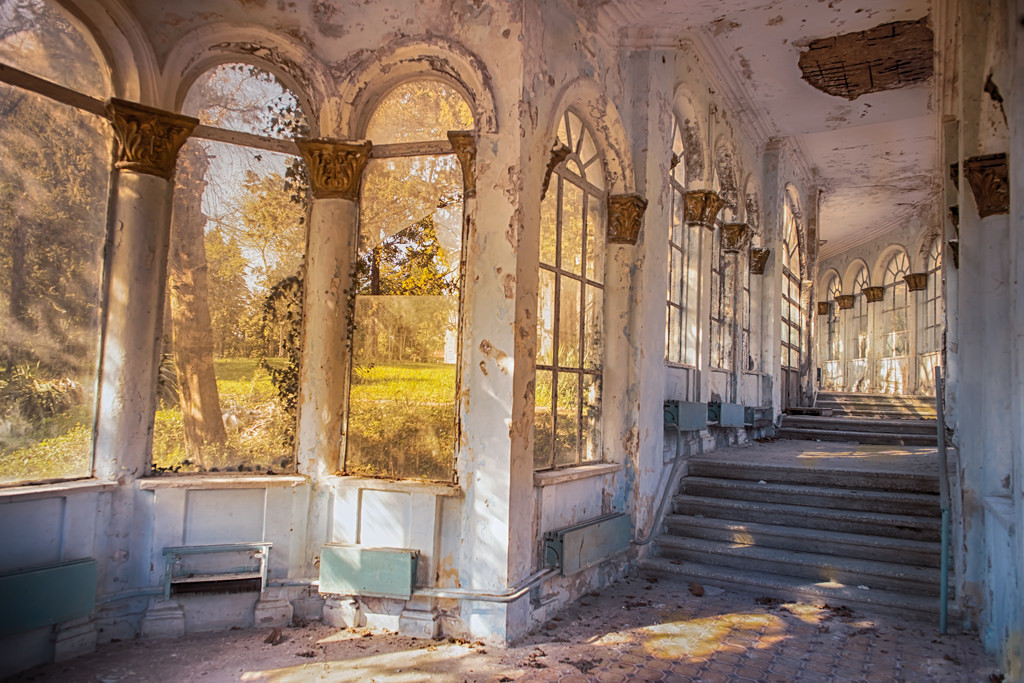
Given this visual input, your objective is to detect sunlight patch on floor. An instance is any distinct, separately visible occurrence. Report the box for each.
[639,612,788,659]
[240,643,476,682]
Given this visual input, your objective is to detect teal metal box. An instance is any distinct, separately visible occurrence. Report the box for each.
[708,401,745,427]
[0,558,97,635]
[663,400,708,431]
[544,513,632,577]
[319,544,418,599]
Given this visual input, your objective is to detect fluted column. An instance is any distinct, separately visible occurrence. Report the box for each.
[294,139,372,478]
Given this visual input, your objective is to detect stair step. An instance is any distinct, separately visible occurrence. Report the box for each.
[679,477,939,516]
[672,495,941,541]
[687,460,939,494]
[664,515,942,567]
[782,415,938,435]
[641,557,949,621]
[776,427,937,446]
[656,536,941,596]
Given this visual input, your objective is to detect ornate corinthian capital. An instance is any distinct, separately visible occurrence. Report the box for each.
[863,286,885,303]
[684,189,725,229]
[721,222,750,253]
[607,193,648,245]
[297,139,373,201]
[447,131,477,198]
[963,153,1009,218]
[836,294,855,310]
[106,99,197,179]
[904,273,928,291]
[749,247,771,275]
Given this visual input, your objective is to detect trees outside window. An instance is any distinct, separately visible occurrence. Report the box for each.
[666,119,701,371]
[154,63,309,474]
[879,251,910,394]
[345,80,473,482]
[918,239,943,392]
[534,111,606,471]
[0,0,110,485]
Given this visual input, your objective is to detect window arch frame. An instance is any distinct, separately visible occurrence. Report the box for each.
[665,116,702,369]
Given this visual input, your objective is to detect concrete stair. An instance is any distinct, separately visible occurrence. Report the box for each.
[641,459,951,621]
[778,392,941,446]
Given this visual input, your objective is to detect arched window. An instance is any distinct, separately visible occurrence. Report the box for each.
[0,0,111,485]
[826,275,842,362]
[710,223,728,369]
[780,193,801,371]
[851,267,869,361]
[347,80,474,481]
[535,110,606,470]
[921,240,942,354]
[880,251,910,393]
[666,119,701,370]
[154,63,310,474]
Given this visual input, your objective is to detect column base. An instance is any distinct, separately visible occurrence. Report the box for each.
[141,600,185,639]
[254,590,293,628]
[53,617,96,662]
[322,596,363,628]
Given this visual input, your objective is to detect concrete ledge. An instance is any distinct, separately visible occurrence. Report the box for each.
[138,475,308,490]
[0,479,117,502]
[328,476,462,497]
[534,463,621,487]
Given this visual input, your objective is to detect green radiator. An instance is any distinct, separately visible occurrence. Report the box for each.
[0,558,97,635]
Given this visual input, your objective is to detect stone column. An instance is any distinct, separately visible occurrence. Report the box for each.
[92,100,195,637]
[294,139,372,479]
[722,223,750,403]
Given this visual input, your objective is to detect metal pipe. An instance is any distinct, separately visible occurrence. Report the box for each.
[935,366,950,634]
[634,423,685,546]
[412,567,558,603]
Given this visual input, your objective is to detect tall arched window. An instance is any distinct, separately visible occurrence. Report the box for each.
[347,80,474,482]
[0,0,111,485]
[921,240,942,355]
[666,119,701,370]
[535,111,606,470]
[780,192,802,406]
[880,251,910,394]
[822,275,842,390]
[155,63,310,475]
[848,266,870,391]
[710,224,728,369]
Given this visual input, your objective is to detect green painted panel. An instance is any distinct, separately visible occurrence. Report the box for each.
[544,513,632,577]
[664,401,708,431]
[0,559,96,635]
[319,544,418,599]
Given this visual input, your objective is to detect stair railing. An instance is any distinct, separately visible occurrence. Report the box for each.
[935,366,950,634]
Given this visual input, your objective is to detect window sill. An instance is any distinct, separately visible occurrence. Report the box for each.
[534,463,621,487]
[138,474,308,490]
[327,476,462,497]
[0,478,117,503]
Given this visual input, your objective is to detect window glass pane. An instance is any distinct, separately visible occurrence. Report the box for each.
[0,86,109,485]
[537,268,555,366]
[584,284,603,370]
[347,154,463,481]
[155,65,309,476]
[365,80,474,144]
[582,373,601,462]
[561,182,583,275]
[585,192,604,283]
[554,372,580,467]
[667,306,680,364]
[0,0,107,98]
[539,183,558,267]
[558,277,581,367]
[533,369,553,469]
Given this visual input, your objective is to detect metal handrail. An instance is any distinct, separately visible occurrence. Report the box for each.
[935,366,950,634]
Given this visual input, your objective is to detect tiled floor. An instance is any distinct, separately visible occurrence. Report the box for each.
[15,575,999,682]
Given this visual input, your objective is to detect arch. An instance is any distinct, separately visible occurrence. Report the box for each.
[543,77,635,194]
[335,36,497,139]
[740,172,762,233]
[713,135,739,218]
[671,83,708,185]
[842,259,871,292]
[872,244,910,286]
[820,268,842,293]
[915,228,942,271]
[162,23,332,131]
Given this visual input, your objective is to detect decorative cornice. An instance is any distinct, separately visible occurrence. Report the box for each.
[542,143,571,200]
[607,193,648,245]
[721,222,750,253]
[863,286,885,303]
[836,294,855,310]
[447,130,476,199]
[963,153,1009,218]
[749,247,771,275]
[684,189,725,230]
[106,98,197,179]
[817,301,830,316]
[296,139,372,201]
[904,273,928,291]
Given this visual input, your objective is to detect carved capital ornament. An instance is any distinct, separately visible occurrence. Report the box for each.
[904,273,928,291]
[721,222,750,253]
[749,247,771,275]
[836,294,855,310]
[542,143,571,199]
[447,131,476,198]
[297,139,372,201]
[817,301,830,316]
[106,99,197,179]
[863,286,885,303]
[684,189,725,229]
[607,193,648,245]
[963,153,1009,218]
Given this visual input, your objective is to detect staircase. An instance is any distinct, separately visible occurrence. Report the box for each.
[778,392,939,446]
[642,459,949,620]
